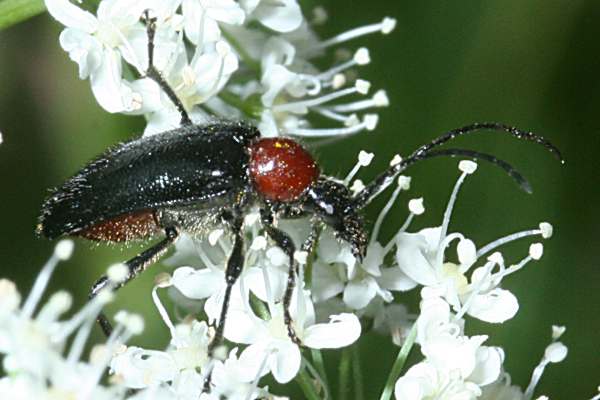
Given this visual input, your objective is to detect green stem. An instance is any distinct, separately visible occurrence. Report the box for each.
[379,323,418,400]
[296,367,322,400]
[338,347,352,400]
[0,0,45,31]
[352,345,365,400]
[307,351,331,400]
[311,349,330,394]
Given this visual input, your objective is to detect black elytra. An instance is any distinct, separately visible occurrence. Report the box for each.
[37,10,563,392]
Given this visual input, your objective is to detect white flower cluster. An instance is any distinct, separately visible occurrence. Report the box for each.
[4,0,581,399]
[45,0,393,137]
[107,157,565,398]
[0,241,145,399]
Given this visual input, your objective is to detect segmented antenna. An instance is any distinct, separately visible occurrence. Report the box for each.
[354,123,563,207]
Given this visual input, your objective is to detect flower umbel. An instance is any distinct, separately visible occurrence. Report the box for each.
[2,0,578,399]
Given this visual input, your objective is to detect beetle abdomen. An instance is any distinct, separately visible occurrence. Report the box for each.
[76,210,159,242]
[38,122,259,239]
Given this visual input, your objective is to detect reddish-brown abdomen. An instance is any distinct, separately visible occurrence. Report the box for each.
[77,210,159,242]
[249,138,319,202]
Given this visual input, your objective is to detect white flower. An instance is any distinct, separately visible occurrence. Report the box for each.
[45,0,149,113]
[394,361,482,400]
[0,241,144,400]
[395,163,553,324]
[182,0,245,45]
[227,289,360,383]
[240,0,303,33]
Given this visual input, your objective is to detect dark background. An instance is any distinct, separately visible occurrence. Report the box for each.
[0,1,598,398]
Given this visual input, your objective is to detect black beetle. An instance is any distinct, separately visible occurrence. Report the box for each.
[37,13,563,362]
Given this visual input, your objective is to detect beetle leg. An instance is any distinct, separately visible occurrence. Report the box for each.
[260,209,302,345]
[88,226,179,337]
[202,212,245,392]
[142,10,192,126]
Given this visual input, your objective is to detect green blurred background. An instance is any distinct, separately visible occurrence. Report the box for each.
[0,0,598,398]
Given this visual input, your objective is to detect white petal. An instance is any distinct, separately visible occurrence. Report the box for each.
[59,29,103,79]
[45,0,98,32]
[245,266,286,303]
[470,346,504,386]
[97,0,146,23]
[89,48,129,113]
[395,232,437,286]
[205,0,245,25]
[303,313,361,349]
[343,277,377,310]
[253,0,302,32]
[261,36,296,71]
[466,288,519,323]
[270,341,301,383]
[362,242,384,276]
[125,78,163,115]
[238,342,271,379]
[311,261,344,303]
[378,267,418,292]
[110,347,176,389]
[261,64,298,107]
[182,0,221,44]
[172,267,223,300]
[394,376,426,400]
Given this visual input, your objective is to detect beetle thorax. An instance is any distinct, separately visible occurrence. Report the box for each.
[249,138,319,202]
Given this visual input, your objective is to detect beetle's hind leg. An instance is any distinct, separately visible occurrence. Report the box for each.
[89,227,179,337]
[141,10,192,126]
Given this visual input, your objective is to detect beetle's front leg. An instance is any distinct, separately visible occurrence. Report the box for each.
[203,200,248,392]
[260,209,303,345]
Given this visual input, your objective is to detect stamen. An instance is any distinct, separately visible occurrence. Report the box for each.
[316,48,370,81]
[438,168,470,249]
[476,227,546,259]
[331,89,389,112]
[273,80,370,113]
[36,291,72,325]
[310,17,397,51]
[524,339,568,399]
[285,114,378,137]
[453,255,499,321]
[53,289,113,343]
[67,315,94,364]
[313,107,358,123]
[344,150,374,184]
[383,196,422,254]
[262,265,275,315]
[153,274,176,335]
[370,180,405,245]
[435,233,463,270]
[185,238,217,270]
[21,239,73,319]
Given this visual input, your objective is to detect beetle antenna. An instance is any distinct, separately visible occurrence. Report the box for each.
[354,123,563,207]
[413,122,563,163]
[142,10,192,126]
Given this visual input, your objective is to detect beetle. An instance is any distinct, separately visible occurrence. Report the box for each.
[37,13,563,362]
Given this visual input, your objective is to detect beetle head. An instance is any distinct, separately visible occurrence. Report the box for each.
[303,178,367,260]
